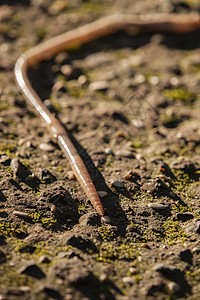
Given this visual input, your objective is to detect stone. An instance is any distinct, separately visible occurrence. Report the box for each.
[0,154,11,165]
[79,212,100,226]
[49,258,93,285]
[89,80,109,91]
[148,203,168,210]
[97,191,108,198]
[115,149,134,158]
[153,263,190,294]
[84,52,113,69]
[145,280,165,296]
[67,170,76,180]
[40,169,56,183]
[141,178,168,194]
[39,286,61,299]
[13,211,30,218]
[55,250,79,260]
[48,0,68,15]
[60,64,73,77]
[39,255,51,264]
[124,170,140,182]
[10,158,31,180]
[39,143,54,152]
[101,215,111,223]
[19,262,46,279]
[168,281,180,293]
[187,220,200,234]
[171,159,199,173]
[65,233,98,253]
[122,276,134,284]
[111,180,124,188]
[105,147,113,155]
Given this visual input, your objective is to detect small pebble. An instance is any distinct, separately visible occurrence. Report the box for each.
[97,191,108,198]
[89,80,109,91]
[51,205,56,213]
[44,99,54,111]
[129,267,137,274]
[67,170,76,180]
[10,158,30,178]
[141,243,150,249]
[78,75,87,86]
[39,255,51,264]
[19,262,46,279]
[99,274,108,282]
[149,76,160,85]
[170,77,179,86]
[101,215,111,223]
[115,131,125,137]
[13,211,29,218]
[115,149,134,158]
[122,276,134,284]
[124,173,132,180]
[48,0,67,15]
[41,169,56,183]
[105,147,113,155]
[148,203,168,210]
[124,170,140,181]
[168,281,180,293]
[132,119,144,129]
[52,81,66,92]
[18,138,26,146]
[111,180,124,188]
[39,143,54,152]
[0,155,11,165]
[54,52,68,64]
[134,73,145,84]
[60,64,73,77]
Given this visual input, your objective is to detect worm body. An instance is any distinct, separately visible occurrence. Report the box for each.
[14,13,200,216]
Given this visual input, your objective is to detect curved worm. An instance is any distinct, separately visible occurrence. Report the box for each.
[14,13,200,216]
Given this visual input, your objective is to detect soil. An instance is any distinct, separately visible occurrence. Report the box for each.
[1,0,200,299]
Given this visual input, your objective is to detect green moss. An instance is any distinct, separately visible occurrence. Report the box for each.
[0,265,34,286]
[36,26,48,41]
[162,219,189,245]
[0,141,16,155]
[0,222,13,236]
[96,242,138,263]
[0,103,10,111]
[98,226,114,241]
[66,80,86,98]
[29,212,41,223]
[29,212,57,228]
[131,137,145,148]
[41,217,57,228]
[163,87,197,102]
[182,0,200,7]
[161,113,180,128]
[68,1,111,15]
[0,222,28,237]
[96,244,117,262]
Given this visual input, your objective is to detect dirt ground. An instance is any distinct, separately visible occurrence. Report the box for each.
[1,0,200,299]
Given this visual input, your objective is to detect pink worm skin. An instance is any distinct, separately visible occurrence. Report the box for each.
[14,13,200,216]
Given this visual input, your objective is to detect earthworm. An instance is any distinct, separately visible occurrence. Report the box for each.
[14,13,200,216]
